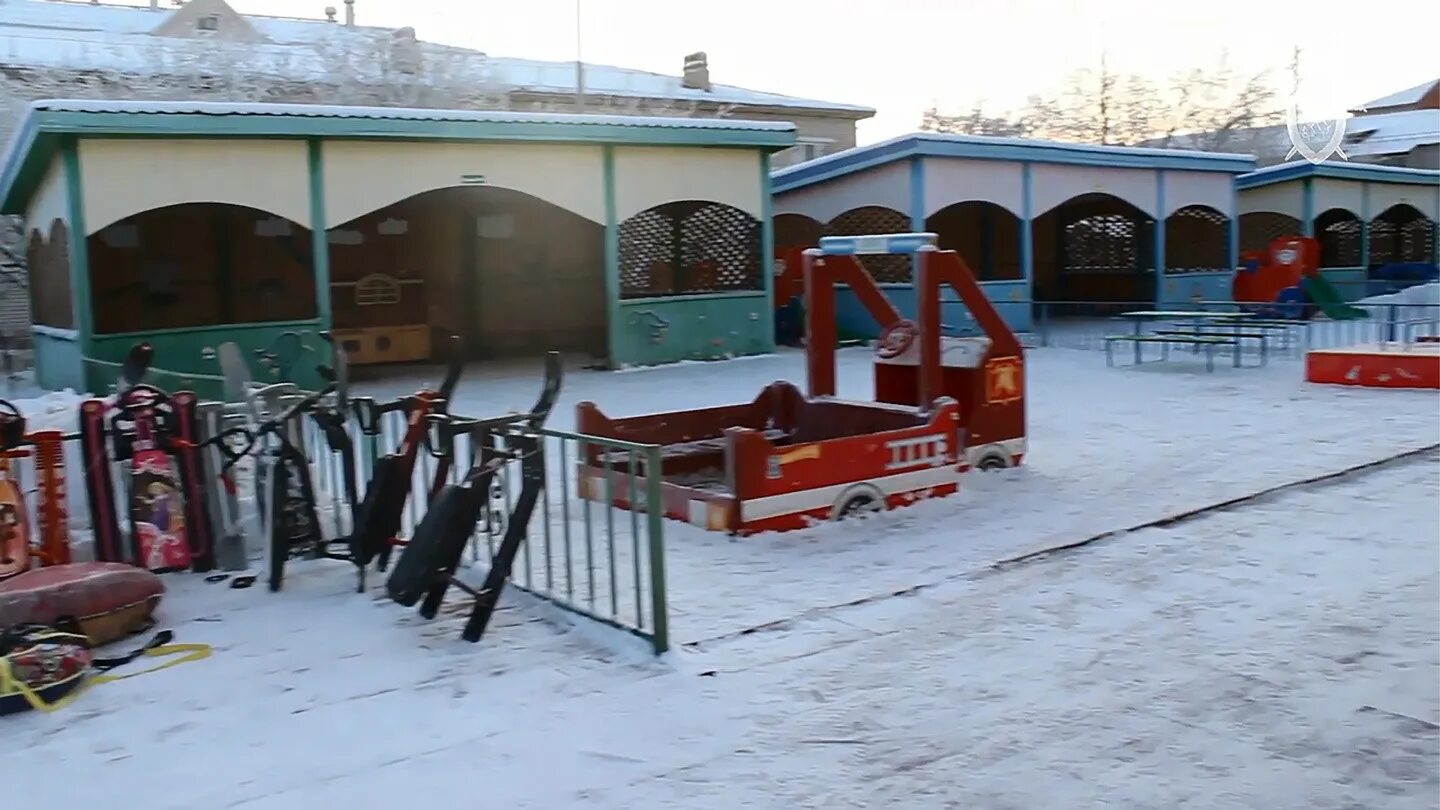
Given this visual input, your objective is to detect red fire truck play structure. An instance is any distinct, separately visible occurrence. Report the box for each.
[576,233,1027,535]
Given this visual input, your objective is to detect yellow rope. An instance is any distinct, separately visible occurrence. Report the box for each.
[0,637,212,714]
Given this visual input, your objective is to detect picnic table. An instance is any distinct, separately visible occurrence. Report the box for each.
[1106,310,1267,371]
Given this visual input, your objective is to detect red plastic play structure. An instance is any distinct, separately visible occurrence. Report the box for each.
[576,233,1027,535]
[1233,235,1368,320]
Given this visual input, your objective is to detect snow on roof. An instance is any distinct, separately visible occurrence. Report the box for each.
[0,0,875,114]
[1341,108,1440,158]
[22,97,799,131]
[1354,78,1440,112]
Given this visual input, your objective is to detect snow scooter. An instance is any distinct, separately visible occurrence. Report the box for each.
[0,400,30,580]
[207,361,351,593]
[344,334,466,576]
[78,345,215,571]
[385,351,562,643]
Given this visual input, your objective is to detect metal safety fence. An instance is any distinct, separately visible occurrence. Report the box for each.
[1028,299,1440,359]
[297,400,671,654]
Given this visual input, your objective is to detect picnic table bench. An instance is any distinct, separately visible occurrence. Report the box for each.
[1104,333,1238,371]
[1105,309,1271,371]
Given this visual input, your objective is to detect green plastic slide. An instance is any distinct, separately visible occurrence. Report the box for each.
[1300,275,1369,320]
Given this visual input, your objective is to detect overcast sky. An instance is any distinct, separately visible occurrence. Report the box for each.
[161,0,1440,142]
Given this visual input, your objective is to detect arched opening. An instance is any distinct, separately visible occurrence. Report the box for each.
[329,187,604,361]
[1164,205,1228,274]
[87,204,316,335]
[1238,212,1301,254]
[825,205,911,283]
[1033,193,1153,308]
[1368,203,1435,266]
[27,219,73,329]
[618,201,761,298]
[925,201,1022,281]
[773,213,823,248]
[1315,208,1363,268]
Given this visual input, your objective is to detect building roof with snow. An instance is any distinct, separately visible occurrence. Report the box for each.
[0,97,799,213]
[1342,108,1440,161]
[1352,78,1440,114]
[0,0,875,117]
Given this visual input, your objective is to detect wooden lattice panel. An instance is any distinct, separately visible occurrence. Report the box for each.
[1164,206,1228,273]
[1398,216,1436,264]
[679,204,761,293]
[825,206,911,283]
[774,213,823,248]
[1316,211,1362,267]
[1238,212,1301,254]
[618,202,761,298]
[1063,214,1139,274]
[26,220,73,329]
[619,207,673,297]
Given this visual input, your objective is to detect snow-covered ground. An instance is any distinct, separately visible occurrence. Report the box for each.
[5,344,1439,808]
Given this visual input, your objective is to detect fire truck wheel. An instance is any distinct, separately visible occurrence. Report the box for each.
[831,484,886,521]
[974,448,1012,471]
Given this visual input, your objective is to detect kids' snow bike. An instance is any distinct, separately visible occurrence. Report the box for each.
[385,351,562,643]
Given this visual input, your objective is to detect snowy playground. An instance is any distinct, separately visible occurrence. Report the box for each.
[4,332,1438,809]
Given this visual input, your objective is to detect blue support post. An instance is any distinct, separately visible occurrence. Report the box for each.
[1360,181,1371,273]
[909,156,926,291]
[1227,182,1240,301]
[1154,170,1166,308]
[1301,176,1315,237]
[1020,162,1034,323]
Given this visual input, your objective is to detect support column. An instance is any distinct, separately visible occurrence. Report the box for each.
[758,151,776,351]
[1153,170,1166,307]
[1227,181,1240,287]
[602,145,621,367]
[1360,182,1371,269]
[909,156,925,289]
[306,139,332,328]
[60,136,92,357]
[1300,176,1315,237]
[1020,162,1034,300]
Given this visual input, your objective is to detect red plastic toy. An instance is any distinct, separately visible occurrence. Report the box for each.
[575,233,1028,535]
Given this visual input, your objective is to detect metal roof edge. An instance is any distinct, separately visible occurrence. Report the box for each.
[772,132,1256,194]
[1236,160,1440,189]
[0,100,798,213]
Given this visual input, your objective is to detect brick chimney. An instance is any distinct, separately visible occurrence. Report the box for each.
[682,51,711,91]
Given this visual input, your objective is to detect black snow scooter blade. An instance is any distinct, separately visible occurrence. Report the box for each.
[319,332,350,410]
[118,343,154,392]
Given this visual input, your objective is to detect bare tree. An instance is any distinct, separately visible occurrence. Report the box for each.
[921,52,1285,153]
[1148,53,1282,152]
[920,102,1032,137]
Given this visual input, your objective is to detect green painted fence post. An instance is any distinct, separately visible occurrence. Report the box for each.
[645,444,668,654]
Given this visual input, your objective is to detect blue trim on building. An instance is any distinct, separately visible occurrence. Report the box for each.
[773,132,1255,194]
[1236,160,1440,190]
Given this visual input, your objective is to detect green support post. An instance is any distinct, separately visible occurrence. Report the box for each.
[602,146,622,368]
[307,139,332,329]
[644,444,669,654]
[759,151,776,350]
[60,137,93,362]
